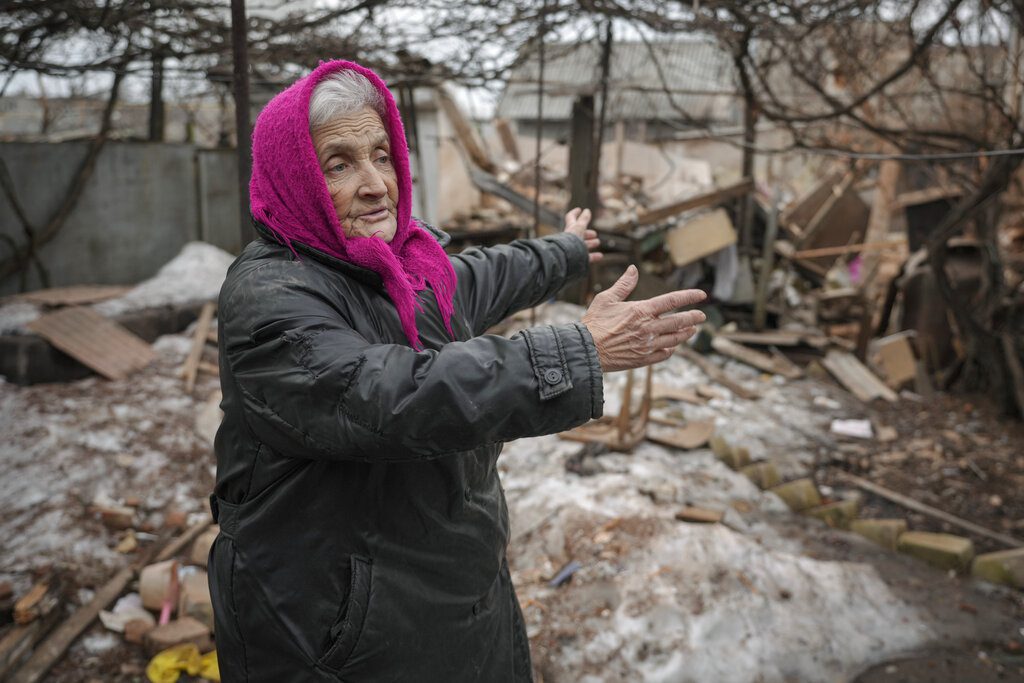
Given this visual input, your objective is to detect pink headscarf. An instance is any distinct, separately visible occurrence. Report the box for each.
[249,60,456,350]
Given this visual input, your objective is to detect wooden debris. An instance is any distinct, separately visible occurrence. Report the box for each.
[17,285,131,308]
[710,336,803,380]
[651,384,705,405]
[665,208,737,268]
[25,307,155,381]
[675,345,759,401]
[674,506,724,524]
[870,332,918,389]
[561,367,652,452]
[836,472,1024,549]
[646,419,715,450]
[0,608,61,680]
[821,350,898,403]
[626,178,753,229]
[13,582,60,626]
[718,330,830,349]
[182,302,216,393]
[791,239,906,260]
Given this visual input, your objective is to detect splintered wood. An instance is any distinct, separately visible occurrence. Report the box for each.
[26,307,155,380]
[822,350,899,403]
[17,285,131,307]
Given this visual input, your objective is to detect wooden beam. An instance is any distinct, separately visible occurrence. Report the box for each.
[466,165,563,230]
[675,345,759,400]
[791,239,907,260]
[627,178,754,229]
[182,302,216,393]
[434,85,496,175]
[836,471,1023,549]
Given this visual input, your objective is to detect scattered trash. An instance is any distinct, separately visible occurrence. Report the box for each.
[830,419,874,440]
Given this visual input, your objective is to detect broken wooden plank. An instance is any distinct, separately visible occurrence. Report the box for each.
[631,178,753,228]
[26,307,155,380]
[821,349,898,403]
[561,368,651,452]
[17,285,131,308]
[836,472,1023,549]
[674,506,724,524]
[646,419,715,450]
[791,239,907,260]
[182,302,216,393]
[0,607,61,679]
[466,165,563,230]
[665,208,737,268]
[651,383,706,405]
[711,336,803,380]
[434,85,496,174]
[13,582,60,626]
[675,345,759,400]
[494,118,520,162]
[718,330,830,349]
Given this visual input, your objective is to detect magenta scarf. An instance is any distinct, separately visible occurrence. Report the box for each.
[249,60,456,350]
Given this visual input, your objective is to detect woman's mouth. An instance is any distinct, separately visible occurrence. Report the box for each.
[358,208,389,223]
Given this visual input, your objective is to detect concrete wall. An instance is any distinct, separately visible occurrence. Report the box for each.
[0,141,241,296]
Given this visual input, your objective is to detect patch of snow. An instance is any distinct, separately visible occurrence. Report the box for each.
[94,242,235,317]
[0,300,41,335]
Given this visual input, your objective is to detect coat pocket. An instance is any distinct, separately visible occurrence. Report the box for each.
[317,555,373,674]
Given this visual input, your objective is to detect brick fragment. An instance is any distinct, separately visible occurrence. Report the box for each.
[850,518,907,550]
[768,478,822,511]
[804,497,859,529]
[971,548,1024,588]
[897,531,974,572]
[739,461,780,489]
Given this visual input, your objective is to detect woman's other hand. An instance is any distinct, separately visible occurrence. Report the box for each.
[582,265,707,372]
[563,207,602,263]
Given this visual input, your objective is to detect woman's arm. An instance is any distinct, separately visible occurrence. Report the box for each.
[219,261,603,462]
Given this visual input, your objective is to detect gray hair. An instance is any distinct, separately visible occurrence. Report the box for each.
[309,71,386,130]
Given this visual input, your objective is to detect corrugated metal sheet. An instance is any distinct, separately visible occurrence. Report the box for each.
[496,39,740,125]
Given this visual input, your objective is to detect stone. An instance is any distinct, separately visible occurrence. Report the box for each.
[768,479,822,512]
[850,518,907,550]
[804,497,859,529]
[189,526,219,567]
[971,548,1024,588]
[144,616,212,655]
[124,618,154,645]
[897,531,974,572]
[739,461,780,489]
[178,571,213,632]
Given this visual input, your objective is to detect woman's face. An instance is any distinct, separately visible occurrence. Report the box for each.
[311,107,399,242]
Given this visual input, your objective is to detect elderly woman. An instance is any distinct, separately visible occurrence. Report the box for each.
[209,60,706,682]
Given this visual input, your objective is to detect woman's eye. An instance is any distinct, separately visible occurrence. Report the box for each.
[375,153,390,165]
[330,162,347,173]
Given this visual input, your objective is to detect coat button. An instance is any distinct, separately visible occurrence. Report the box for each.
[543,368,563,385]
[472,602,481,616]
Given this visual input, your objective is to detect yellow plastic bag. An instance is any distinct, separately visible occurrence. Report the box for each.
[146,643,220,683]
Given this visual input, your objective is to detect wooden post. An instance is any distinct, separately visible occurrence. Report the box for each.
[568,94,598,213]
[148,48,165,142]
[231,0,254,247]
[753,191,780,330]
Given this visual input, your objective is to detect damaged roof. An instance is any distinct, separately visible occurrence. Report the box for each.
[496,38,740,125]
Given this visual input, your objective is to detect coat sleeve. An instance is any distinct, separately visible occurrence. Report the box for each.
[452,232,589,336]
[219,260,604,462]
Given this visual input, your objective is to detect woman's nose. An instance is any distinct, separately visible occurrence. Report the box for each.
[358,164,387,198]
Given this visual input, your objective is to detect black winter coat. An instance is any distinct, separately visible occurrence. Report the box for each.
[208,222,604,682]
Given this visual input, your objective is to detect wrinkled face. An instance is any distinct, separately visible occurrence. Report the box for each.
[311,106,399,242]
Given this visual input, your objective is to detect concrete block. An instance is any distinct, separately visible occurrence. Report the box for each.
[144,616,212,656]
[971,548,1024,588]
[709,435,731,459]
[897,531,974,572]
[850,518,907,550]
[178,571,213,632]
[804,497,859,529]
[718,445,752,470]
[739,461,780,489]
[189,526,219,567]
[768,478,822,512]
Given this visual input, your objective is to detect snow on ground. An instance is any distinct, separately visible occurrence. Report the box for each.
[0,332,218,595]
[0,242,235,334]
[497,303,1016,683]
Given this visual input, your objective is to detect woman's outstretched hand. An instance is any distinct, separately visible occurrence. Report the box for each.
[563,207,602,263]
[582,265,707,372]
